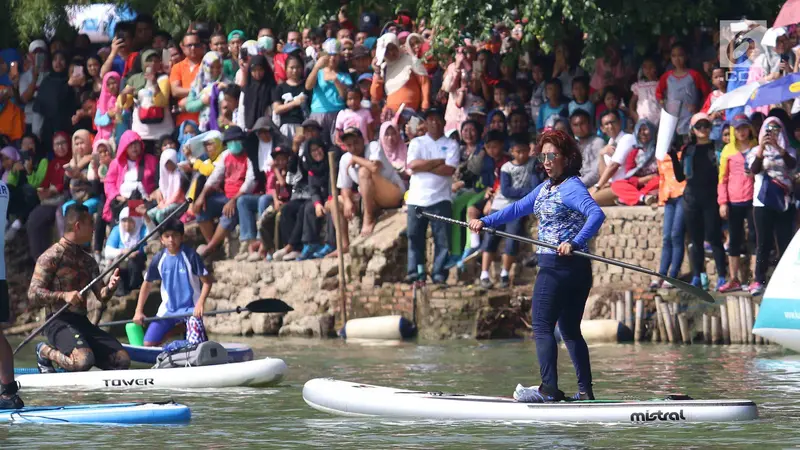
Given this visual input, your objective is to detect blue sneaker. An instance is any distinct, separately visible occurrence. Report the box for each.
[444,254,461,270]
[36,342,56,374]
[700,273,709,291]
[690,276,701,288]
[312,244,335,259]
[513,384,565,403]
[715,276,727,292]
[456,246,480,270]
[571,390,595,401]
[297,244,320,261]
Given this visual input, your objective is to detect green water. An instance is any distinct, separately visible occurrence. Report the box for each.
[3,337,800,448]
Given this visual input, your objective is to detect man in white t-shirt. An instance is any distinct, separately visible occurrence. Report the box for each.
[338,127,406,236]
[405,108,459,284]
[590,110,637,206]
[0,181,23,409]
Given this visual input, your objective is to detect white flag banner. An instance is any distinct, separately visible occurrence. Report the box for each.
[656,107,679,161]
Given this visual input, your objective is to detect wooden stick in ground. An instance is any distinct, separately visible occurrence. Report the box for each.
[711,315,721,345]
[634,299,643,342]
[656,297,674,343]
[744,297,754,344]
[624,291,633,330]
[738,296,748,345]
[655,296,667,343]
[616,299,624,325]
[327,151,347,325]
[703,313,711,345]
[754,302,764,345]
[720,303,730,345]
[728,296,740,344]
[678,313,691,344]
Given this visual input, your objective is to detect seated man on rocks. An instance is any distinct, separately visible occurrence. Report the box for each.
[337,126,406,237]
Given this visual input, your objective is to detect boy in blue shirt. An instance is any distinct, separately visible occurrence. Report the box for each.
[133,219,212,346]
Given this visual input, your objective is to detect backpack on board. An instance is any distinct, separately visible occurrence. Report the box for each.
[153,340,229,369]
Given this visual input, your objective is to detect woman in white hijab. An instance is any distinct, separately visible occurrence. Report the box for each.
[103,206,150,295]
[146,148,186,224]
[370,33,430,114]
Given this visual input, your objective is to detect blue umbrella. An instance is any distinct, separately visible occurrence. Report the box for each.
[747,73,800,108]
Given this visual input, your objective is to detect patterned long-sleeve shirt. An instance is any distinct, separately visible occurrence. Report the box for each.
[28,239,112,315]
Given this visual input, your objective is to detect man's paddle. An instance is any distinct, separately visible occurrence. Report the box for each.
[97,298,293,327]
[13,200,192,356]
[418,210,716,304]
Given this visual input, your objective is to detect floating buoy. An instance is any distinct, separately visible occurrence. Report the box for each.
[339,315,416,340]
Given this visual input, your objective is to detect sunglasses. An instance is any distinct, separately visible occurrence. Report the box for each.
[537,153,560,162]
[766,124,782,133]
[693,121,712,130]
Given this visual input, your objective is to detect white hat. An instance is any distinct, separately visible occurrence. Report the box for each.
[28,39,47,53]
[375,33,399,66]
[761,27,787,47]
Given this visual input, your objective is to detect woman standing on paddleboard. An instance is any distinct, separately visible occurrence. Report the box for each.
[469,129,605,402]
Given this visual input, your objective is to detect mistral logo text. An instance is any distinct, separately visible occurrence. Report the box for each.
[630,410,686,422]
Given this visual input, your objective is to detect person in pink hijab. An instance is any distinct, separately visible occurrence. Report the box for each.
[94,71,121,141]
[103,130,157,224]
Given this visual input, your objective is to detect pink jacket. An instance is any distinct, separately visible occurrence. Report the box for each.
[717,151,754,205]
[103,130,158,222]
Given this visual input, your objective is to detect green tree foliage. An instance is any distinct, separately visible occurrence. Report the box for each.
[5,0,788,59]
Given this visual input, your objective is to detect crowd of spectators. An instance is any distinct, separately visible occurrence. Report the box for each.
[0,11,799,295]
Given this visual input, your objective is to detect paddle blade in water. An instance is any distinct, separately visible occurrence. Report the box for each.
[245,298,293,313]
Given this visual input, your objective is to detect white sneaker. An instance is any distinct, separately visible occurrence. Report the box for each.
[272,248,289,260]
[282,250,301,261]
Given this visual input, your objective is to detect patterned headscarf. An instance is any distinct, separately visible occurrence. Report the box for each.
[190,51,229,98]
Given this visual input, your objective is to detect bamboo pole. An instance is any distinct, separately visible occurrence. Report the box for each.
[657,298,675,343]
[720,303,730,345]
[711,315,721,345]
[745,297,754,344]
[738,296,748,345]
[624,291,633,330]
[728,297,740,344]
[327,151,347,325]
[755,303,764,345]
[678,314,691,344]
[655,296,668,343]
[634,299,644,342]
[616,300,625,326]
[702,314,711,345]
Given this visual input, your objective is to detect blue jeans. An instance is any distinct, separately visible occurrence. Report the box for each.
[532,256,593,393]
[658,197,685,278]
[480,217,524,256]
[407,202,452,281]
[197,192,238,230]
[236,194,273,241]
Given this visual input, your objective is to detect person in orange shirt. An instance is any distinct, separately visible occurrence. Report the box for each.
[648,144,686,290]
[370,33,430,114]
[0,86,24,142]
[170,32,207,126]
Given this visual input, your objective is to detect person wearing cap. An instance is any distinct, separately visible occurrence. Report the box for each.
[306,38,353,141]
[236,117,288,260]
[338,126,406,237]
[669,112,729,291]
[716,115,757,293]
[406,107,459,284]
[371,32,430,115]
[228,30,246,65]
[349,46,372,83]
[18,40,48,137]
[272,53,309,140]
[117,49,174,152]
[193,126,255,257]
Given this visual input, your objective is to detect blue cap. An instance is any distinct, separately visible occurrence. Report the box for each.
[283,43,300,54]
[357,73,373,83]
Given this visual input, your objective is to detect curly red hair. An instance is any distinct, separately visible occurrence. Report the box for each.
[537,129,582,178]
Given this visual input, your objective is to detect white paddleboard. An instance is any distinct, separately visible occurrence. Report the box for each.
[17,358,286,390]
[303,378,758,423]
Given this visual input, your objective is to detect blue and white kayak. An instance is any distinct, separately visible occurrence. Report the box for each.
[14,358,286,390]
[753,229,800,352]
[303,379,758,423]
[0,401,190,424]
[122,343,254,364]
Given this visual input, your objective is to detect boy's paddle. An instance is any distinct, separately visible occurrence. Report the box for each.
[13,200,192,356]
[97,298,293,327]
[418,210,716,304]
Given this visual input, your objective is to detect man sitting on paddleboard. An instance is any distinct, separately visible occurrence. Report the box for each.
[0,180,23,408]
[469,130,605,402]
[133,219,212,346]
[29,204,129,373]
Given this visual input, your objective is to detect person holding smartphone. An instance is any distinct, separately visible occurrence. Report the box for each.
[18,40,48,137]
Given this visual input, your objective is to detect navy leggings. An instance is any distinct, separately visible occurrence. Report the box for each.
[531,255,593,393]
